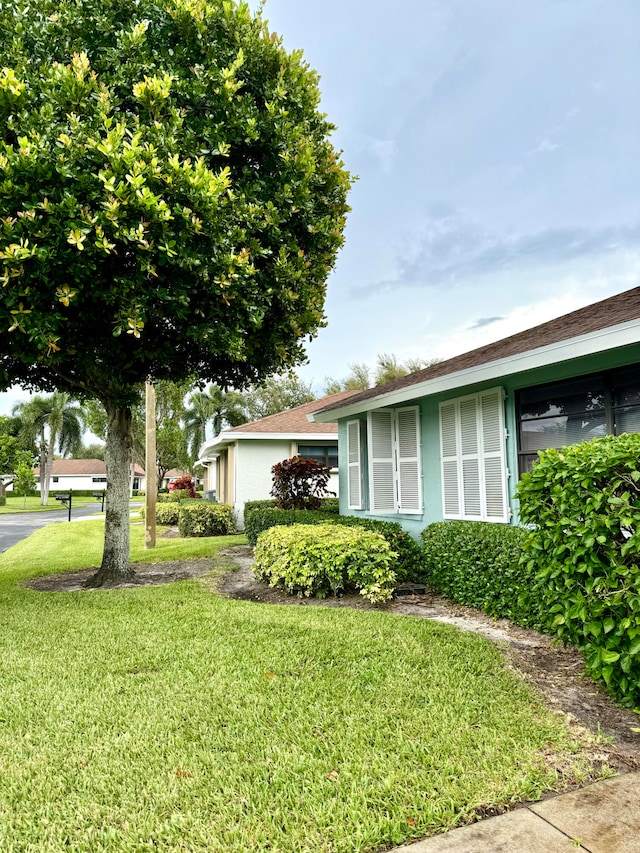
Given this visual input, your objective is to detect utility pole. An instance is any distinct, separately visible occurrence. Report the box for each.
[145,381,156,549]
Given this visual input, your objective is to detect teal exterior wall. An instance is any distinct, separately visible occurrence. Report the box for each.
[338,342,640,536]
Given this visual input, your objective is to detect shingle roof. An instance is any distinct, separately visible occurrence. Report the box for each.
[227,390,359,435]
[35,459,144,475]
[314,286,640,416]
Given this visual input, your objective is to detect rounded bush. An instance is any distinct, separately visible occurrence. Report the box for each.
[253,524,397,603]
[178,502,234,537]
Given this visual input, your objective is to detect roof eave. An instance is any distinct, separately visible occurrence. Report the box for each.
[310,318,640,422]
[197,431,338,460]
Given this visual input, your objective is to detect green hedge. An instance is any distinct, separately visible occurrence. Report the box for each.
[245,507,425,584]
[253,524,397,603]
[244,497,339,523]
[421,521,537,624]
[244,508,336,545]
[46,489,107,498]
[517,434,640,707]
[178,502,235,537]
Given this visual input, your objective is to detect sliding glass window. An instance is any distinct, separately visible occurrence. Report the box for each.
[516,365,640,474]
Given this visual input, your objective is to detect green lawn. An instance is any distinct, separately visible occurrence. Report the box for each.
[0,495,142,514]
[0,521,601,852]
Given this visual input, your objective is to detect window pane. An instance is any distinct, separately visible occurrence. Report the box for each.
[615,406,640,435]
[298,444,338,467]
[520,413,607,452]
[613,370,640,407]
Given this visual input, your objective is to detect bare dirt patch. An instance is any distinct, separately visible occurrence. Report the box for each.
[24,559,216,591]
[218,546,640,773]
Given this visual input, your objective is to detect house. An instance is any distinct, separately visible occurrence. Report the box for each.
[160,469,203,491]
[197,391,357,526]
[309,287,640,537]
[32,459,145,492]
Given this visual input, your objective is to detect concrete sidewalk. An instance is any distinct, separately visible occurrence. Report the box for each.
[393,772,640,852]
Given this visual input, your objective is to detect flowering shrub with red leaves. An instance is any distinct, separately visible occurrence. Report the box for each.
[170,476,197,499]
[270,456,333,510]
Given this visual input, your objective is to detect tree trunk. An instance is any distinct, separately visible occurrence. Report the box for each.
[85,402,135,587]
[42,439,54,506]
[38,440,47,505]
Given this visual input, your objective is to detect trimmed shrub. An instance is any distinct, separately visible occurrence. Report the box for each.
[329,516,426,584]
[270,456,333,510]
[171,476,197,498]
[245,507,425,584]
[421,521,536,623]
[253,524,397,603]
[178,502,234,537]
[244,507,336,546]
[517,434,640,707]
[244,499,277,518]
[138,503,180,524]
[244,497,339,525]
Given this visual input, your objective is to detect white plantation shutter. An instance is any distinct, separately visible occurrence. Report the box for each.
[396,407,422,513]
[439,388,509,523]
[346,420,363,510]
[367,410,397,514]
[440,401,460,518]
[479,390,508,521]
[459,396,482,518]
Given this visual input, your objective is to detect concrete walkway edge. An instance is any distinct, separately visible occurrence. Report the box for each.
[391,772,640,852]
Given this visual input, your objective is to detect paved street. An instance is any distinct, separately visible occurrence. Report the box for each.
[0,504,104,553]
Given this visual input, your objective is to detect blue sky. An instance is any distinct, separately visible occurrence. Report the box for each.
[1,0,638,414]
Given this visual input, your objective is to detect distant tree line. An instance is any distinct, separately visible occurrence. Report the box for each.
[3,353,437,501]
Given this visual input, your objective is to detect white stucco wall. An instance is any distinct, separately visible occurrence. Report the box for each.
[234,440,290,527]
[233,440,340,528]
[36,475,107,492]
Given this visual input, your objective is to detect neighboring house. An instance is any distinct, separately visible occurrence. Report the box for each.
[32,459,145,492]
[197,391,357,527]
[160,469,202,491]
[310,287,640,537]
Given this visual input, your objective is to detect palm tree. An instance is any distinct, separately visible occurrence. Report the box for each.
[182,385,246,463]
[13,392,83,504]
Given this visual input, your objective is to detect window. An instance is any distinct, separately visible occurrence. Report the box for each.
[366,406,422,515]
[92,477,107,483]
[297,444,338,469]
[52,476,59,483]
[516,365,640,474]
[439,388,509,523]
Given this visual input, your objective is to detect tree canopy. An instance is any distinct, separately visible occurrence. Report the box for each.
[0,0,351,582]
[324,354,440,394]
[0,0,350,404]
[243,371,314,421]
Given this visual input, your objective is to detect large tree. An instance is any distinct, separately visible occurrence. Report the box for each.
[243,371,314,421]
[324,354,441,394]
[0,416,37,502]
[0,0,350,583]
[13,392,83,504]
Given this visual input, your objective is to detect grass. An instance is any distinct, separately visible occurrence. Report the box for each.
[0,521,602,852]
[0,495,93,513]
[0,495,142,514]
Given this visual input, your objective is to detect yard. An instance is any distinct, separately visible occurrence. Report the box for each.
[0,495,100,514]
[0,520,603,852]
